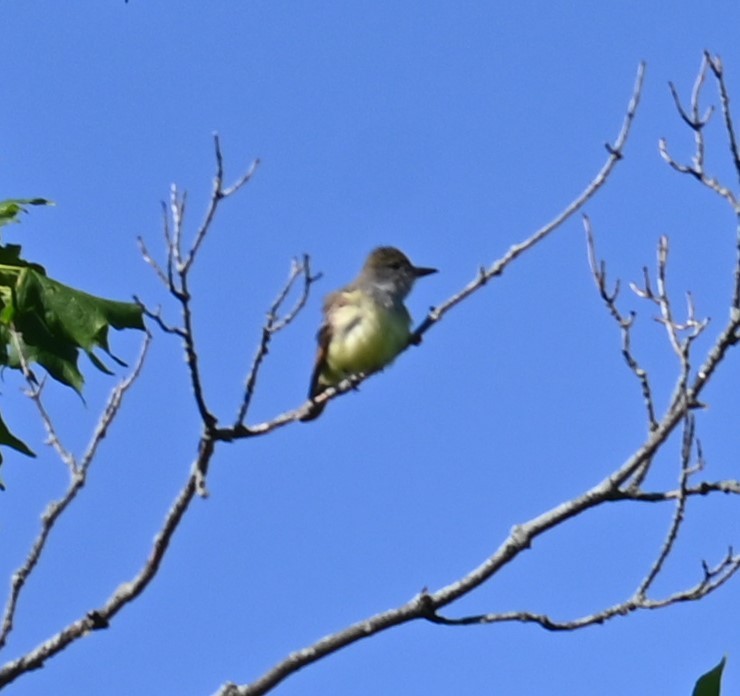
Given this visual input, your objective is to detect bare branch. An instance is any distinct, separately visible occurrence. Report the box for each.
[412,62,646,342]
[224,168,740,694]
[0,334,151,652]
[179,271,216,428]
[134,297,185,337]
[619,234,711,494]
[136,235,169,287]
[236,255,321,426]
[10,329,77,473]
[140,137,261,430]
[138,58,740,696]
[80,332,152,469]
[219,479,739,696]
[636,414,695,597]
[162,198,175,290]
[270,255,320,332]
[222,61,647,433]
[0,431,213,688]
[660,53,740,212]
[14,53,737,696]
[585,216,658,432]
[614,479,740,501]
[170,185,187,271]
[707,50,740,311]
[422,546,740,630]
[183,134,260,274]
[706,52,740,186]
[667,54,713,172]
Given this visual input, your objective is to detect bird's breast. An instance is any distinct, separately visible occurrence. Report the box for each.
[327,296,411,376]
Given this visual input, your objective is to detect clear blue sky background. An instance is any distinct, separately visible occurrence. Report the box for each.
[2,3,739,695]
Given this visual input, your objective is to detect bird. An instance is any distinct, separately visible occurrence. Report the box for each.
[301,246,437,421]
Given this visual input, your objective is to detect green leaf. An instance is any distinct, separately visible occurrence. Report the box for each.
[4,318,85,391]
[0,411,35,458]
[692,657,726,696]
[0,198,53,230]
[0,244,46,273]
[6,268,144,391]
[0,196,143,484]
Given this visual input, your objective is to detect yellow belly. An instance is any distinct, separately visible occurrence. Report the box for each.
[322,295,411,386]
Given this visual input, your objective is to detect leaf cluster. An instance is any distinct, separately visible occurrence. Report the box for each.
[0,199,144,479]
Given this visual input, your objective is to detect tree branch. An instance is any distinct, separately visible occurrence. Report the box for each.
[235,255,321,426]
[0,333,150,654]
[217,60,647,435]
[214,57,740,696]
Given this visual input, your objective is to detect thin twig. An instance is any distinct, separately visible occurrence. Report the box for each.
[221,61,648,435]
[660,53,740,212]
[220,536,739,696]
[0,334,150,652]
[136,235,169,287]
[0,428,213,688]
[183,134,260,274]
[704,52,740,310]
[134,297,185,337]
[413,62,646,342]
[585,216,658,432]
[178,271,215,428]
[613,479,740,501]
[9,329,77,473]
[171,186,187,271]
[224,69,740,686]
[628,235,709,426]
[423,548,740,630]
[706,53,740,186]
[636,414,694,597]
[140,136,261,430]
[236,255,320,425]
[80,332,152,468]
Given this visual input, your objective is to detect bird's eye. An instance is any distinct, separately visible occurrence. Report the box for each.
[389,261,402,270]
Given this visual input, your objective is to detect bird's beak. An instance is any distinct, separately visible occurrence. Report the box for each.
[413,265,438,278]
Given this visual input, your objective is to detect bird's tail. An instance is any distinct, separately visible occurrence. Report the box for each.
[299,399,325,422]
[300,362,327,422]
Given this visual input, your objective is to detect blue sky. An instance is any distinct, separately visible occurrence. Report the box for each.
[2,2,740,694]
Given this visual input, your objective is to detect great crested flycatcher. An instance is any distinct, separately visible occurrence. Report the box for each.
[301,246,437,421]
